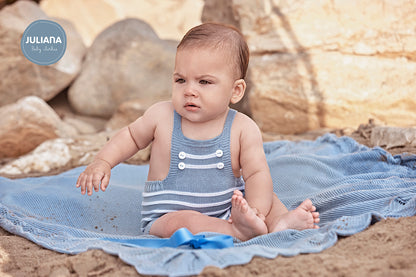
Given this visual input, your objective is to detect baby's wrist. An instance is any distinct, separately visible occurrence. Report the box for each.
[94,157,113,169]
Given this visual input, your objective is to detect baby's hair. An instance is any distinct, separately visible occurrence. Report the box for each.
[177,22,249,79]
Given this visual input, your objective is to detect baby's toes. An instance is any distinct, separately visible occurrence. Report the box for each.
[231,194,238,206]
[233,190,243,197]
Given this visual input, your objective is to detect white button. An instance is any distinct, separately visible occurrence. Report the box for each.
[178,162,186,170]
[217,162,224,169]
[216,149,223,157]
[178,151,186,160]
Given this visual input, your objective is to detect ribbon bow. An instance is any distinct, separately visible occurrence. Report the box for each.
[101,228,234,249]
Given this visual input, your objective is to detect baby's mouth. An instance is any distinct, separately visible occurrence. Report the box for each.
[185,103,200,110]
[185,103,199,108]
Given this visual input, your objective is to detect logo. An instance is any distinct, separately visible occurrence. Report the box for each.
[21,20,67,66]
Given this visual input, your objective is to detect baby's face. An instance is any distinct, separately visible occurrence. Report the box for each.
[172,46,238,123]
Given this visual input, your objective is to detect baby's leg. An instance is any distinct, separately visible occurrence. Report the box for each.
[266,195,320,233]
[149,191,267,241]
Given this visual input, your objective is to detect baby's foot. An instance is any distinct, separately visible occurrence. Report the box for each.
[270,199,320,233]
[229,190,268,241]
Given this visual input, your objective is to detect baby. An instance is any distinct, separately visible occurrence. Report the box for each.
[76,22,319,241]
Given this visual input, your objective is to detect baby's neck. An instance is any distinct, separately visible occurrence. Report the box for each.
[180,113,228,141]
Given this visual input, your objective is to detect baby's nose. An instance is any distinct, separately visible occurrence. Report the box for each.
[184,85,198,97]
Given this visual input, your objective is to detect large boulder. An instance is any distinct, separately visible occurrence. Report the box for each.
[40,0,203,46]
[68,18,175,118]
[248,51,416,134]
[0,96,78,159]
[0,0,86,107]
[203,0,416,134]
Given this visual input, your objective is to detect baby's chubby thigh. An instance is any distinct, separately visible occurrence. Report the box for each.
[149,210,205,238]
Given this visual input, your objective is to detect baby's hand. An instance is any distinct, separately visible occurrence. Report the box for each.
[76,158,111,195]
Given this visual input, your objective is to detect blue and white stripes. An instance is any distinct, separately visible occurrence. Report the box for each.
[140,184,244,224]
[140,109,244,234]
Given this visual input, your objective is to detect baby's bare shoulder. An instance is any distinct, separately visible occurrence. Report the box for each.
[129,101,173,132]
[233,111,261,134]
[142,101,173,122]
[234,112,264,149]
[146,101,173,115]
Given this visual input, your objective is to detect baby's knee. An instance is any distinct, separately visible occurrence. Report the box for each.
[150,210,200,237]
[168,210,201,227]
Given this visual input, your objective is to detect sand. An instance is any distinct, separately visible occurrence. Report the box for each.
[1,216,415,276]
[1,128,416,277]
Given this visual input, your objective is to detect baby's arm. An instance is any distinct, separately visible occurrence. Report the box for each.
[237,114,274,217]
[76,103,161,195]
[236,114,320,232]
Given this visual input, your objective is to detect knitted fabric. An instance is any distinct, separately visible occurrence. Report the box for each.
[1,134,415,276]
[141,109,244,233]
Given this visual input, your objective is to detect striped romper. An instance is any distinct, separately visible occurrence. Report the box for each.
[140,108,245,234]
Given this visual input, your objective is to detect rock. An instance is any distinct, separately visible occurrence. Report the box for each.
[68,18,174,118]
[249,51,416,134]
[203,0,416,134]
[0,138,73,175]
[202,0,240,28]
[0,96,78,159]
[0,0,86,107]
[48,91,108,134]
[105,99,153,131]
[223,0,416,56]
[0,131,151,176]
[371,126,416,150]
[62,117,100,135]
[40,0,203,46]
[52,17,87,77]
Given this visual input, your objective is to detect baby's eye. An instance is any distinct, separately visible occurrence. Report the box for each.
[175,78,185,84]
[199,80,211,85]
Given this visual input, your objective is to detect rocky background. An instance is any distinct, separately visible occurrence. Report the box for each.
[1,1,416,277]
[0,0,416,178]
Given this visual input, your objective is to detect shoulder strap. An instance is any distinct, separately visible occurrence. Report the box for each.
[172,109,182,136]
[222,109,237,135]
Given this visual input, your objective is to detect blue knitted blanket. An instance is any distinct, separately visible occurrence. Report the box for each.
[1,134,415,276]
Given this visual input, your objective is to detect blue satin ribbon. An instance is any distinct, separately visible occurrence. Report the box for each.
[101,228,234,249]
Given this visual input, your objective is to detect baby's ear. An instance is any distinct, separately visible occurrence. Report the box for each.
[230,79,246,104]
